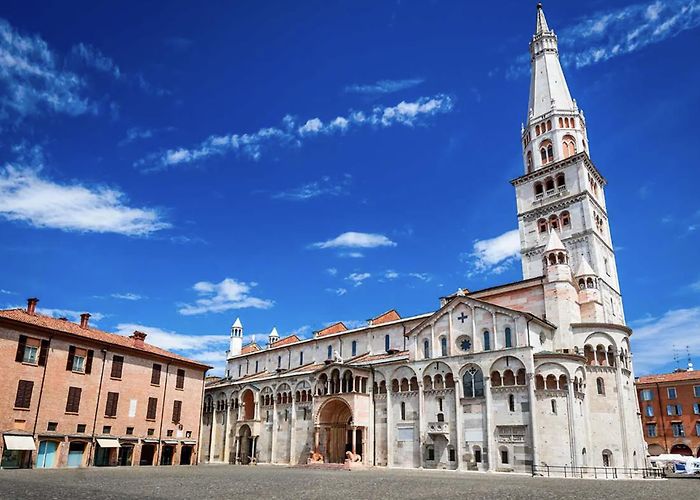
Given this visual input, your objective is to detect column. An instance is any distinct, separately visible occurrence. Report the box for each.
[418,381,425,468]
[484,375,496,471]
[209,407,218,463]
[447,311,454,354]
[454,378,465,470]
[223,402,232,464]
[351,426,357,455]
[234,437,240,465]
[566,380,578,467]
[491,312,498,350]
[614,353,629,467]
[289,397,296,464]
[271,400,277,463]
[314,426,320,451]
[527,372,539,469]
[386,388,394,466]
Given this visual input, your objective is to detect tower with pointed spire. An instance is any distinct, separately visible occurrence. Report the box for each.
[513,2,624,325]
[268,327,279,347]
[228,317,243,359]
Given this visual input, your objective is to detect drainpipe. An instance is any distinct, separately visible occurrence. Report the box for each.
[156,362,172,465]
[197,370,207,465]
[654,382,668,452]
[371,365,376,466]
[89,348,108,466]
[31,334,53,468]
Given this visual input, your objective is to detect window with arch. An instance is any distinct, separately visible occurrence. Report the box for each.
[440,337,447,357]
[551,399,557,414]
[327,345,332,360]
[463,366,484,398]
[351,340,357,357]
[255,360,259,373]
[535,124,541,135]
[423,339,430,359]
[505,327,513,348]
[538,218,548,233]
[540,140,554,164]
[562,135,576,158]
[545,177,555,192]
[596,377,605,395]
[534,182,544,196]
[400,401,406,420]
[508,394,515,412]
[556,173,565,188]
[558,117,563,127]
[546,119,552,131]
[277,356,281,369]
[549,214,559,230]
[385,335,390,352]
[526,151,533,172]
[560,211,570,228]
[483,331,491,351]
[602,450,613,467]
[299,351,304,365]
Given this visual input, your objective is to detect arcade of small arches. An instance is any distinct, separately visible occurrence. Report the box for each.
[537,211,570,233]
[542,251,569,267]
[534,173,566,198]
[315,369,370,396]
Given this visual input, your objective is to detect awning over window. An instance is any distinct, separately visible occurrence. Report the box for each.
[162,439,178,445]
[3,435,36,451]
[181,440,197,445]
[96,438,120,448]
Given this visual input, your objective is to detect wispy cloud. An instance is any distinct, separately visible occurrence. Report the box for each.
[119,126,174,146]
[326,268,338,276]
[136,94,454,171]
[0,162,171,236]
[110,292,144,301]
[0,18,94,119]
[346,272,371,287]
[630,307,700,374]
[311,231,397,250]
[1,289,14,295]
[70,42,121,79]
[344,78,424,95]
[178,277,273,315]
[382,270,432,282]
[326,287,348,296]
[462,229,521,276]
[37,307,105,324]
[272,174,352,201]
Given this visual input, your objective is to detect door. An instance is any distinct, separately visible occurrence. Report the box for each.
[67,442,85,468]
[160,445,174,465]
[179,446,193,465]
[118,446,133,466]
[140,444,155,465]
[37,441,58,468]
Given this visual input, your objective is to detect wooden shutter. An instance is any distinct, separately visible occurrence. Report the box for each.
[176,369,185,389]
[14,380,34,408]
[111,355,124,379]
[85,350,94,374]
[151,364,161,385]
[66,387,82,413]
[172,400,182,423]
[147,397,158,420]
[66,346,76,371]
[38,339,50,366]
[105,392,119,417]
[15,335,28,363]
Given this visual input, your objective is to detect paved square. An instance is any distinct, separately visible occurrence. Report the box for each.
[0,465,697,500]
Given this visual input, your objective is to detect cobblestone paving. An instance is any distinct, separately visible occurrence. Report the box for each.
[1,465,697,500]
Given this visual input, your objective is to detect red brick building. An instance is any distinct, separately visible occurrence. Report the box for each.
[635,368,700,457]
[0,298,210,469]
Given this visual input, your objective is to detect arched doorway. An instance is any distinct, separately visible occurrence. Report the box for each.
[647,444,665,456]
[241,390,255,420]
[238,425,253,464]
[317,398,353,464]
[670,444,692,456]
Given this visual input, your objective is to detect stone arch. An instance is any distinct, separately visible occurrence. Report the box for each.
[459,363,485,398]
[390,365,418,392]
[240,388,256,420]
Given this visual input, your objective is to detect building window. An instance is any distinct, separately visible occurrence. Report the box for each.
[385,335,391,352]
[172,400,182,423]
[460,337,472,352]
[646,424,657,437]
[426,446,435,461]
[126,427,134,435]
[67,347,92,374]
[23,343,38,364]
[440,337,447,357]
[47,422,58,431]
[474,447,482,463]
[538,218,548,233]
[602,450,612,467]
[645,405,654,417]
[509,394,515,412]
[400,402,406,421]
[351,340,357,357]
[483,331,491,351]
[501,449,509,464]
[102,426,111,434]
[693,385,700,398]
[667,404,682,416]
[667,387,677,399]
[596,377,605,395]
[147,428,155,436]
[504,328,512,348]
[65,387,82,413]
[110,355,124,379]
[105,392,119,417]
[255,361,259,372]
[696,422,700,437]
[16,335,49,366]
[151,364,162,385]
[640,389,653,401]
[551,399,557,414]
[14,380,34,409]
[449,447,456,462]
[463,366,484,398]
[277,356,281,369]
[671,422,685,437]
[327,345,333,360]
[147,397,158,420]
[76,424,87,433]
[423,339,430,359]
[299,351,304,365]
[693,402,700,415]
[166,430,174,437]
[176,369,185,389]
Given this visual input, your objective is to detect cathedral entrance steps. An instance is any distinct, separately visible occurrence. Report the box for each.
[292,462,352,471]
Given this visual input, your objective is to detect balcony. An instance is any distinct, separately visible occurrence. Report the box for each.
[427,421,449,435]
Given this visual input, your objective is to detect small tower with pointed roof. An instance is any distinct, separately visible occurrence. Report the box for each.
[228,317,243,359]
[575,256,605,322]
[268,327,279,347]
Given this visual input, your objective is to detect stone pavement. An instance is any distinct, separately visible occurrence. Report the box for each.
[0,465,696,500]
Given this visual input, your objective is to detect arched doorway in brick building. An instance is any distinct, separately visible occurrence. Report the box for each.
[316,398,356,464]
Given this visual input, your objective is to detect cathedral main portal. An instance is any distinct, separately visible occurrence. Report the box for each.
[316,398,354,463]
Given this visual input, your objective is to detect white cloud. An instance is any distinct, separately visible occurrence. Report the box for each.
[344,78,424,95]
[178,277,273,315]
[464,229,521,276]
[272,174,351,201]
[1,289,14,294]
[0,17,94,119]
[37,307,105,324]
[339,252,365,258]
[110,292,143,301]
[326,287,347,296]
[630,307,700,374]
[136,94,454,170]
[559,0,700,68]
[346,273,371,287]
[384,270,400,280]
[0,163,170,236]
[326,268,338,276]
[70,43,121,79]
[311,231,397,249]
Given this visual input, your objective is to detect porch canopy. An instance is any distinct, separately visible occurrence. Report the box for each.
[3,435,36,451]
[96,438,120,448]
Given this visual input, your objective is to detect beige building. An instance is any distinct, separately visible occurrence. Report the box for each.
[0,298,209,469]
[201,5,647,474]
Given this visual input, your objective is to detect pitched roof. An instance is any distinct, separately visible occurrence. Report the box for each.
[0,308,210,369]
[544,229,566,253]
[232,317,242,328]
[241,342,260,354]
[636,370,700,385]
[316,322,348,337]
[270,334,301,348]
[574,257,596,277]
[369,310,400,325]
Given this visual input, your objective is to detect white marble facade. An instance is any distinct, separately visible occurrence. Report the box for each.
[200,5,646,473]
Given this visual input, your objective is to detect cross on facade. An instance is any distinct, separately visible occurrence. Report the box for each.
[457,312,468,323]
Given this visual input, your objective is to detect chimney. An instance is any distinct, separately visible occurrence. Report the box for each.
[27,298,39,315]
[130,330,147,347]
[79,313,91,329]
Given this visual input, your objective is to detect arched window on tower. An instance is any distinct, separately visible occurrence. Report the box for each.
[558,117,563,127]
[596,377,605,395]
[463,366,484,398]
[545,177,555,192]
[560,211,570,228]
[526,151,533,172]
[556,173,565,189]
[562,134,576,159]
[400,402,406,420]
[508,394,515,412]
[535,124,541,135]
[549,214,560,231]
[534,182,543,196]
[546,119,552,131]
[538,218,548,233]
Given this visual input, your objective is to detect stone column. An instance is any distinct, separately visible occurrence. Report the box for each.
[351,426,357,455]
[454,378,465,469]
[271,399,277,463]
[289,397,296,464]
[484,375,496,471]
[418,381,425,468]
[386,387,394,466]
[491,312,498,350]
[614,354,629,467]
[209,407,218,463]
[566,380,578,467]
[234,436,240,464]
[314,426,320,452]
[223,402,232,464]
[527,372,539,469]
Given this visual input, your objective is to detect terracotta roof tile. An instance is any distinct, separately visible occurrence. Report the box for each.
[369,309,400,325]
[241,342,261,354]
[636,370,700,384]
[316,322,348,337]
[270,334,301,348]
[0,308,210,369]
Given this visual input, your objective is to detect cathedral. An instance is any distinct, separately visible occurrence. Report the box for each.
[201,4,647,473]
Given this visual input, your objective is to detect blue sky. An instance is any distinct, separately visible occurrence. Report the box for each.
[1,0,699,376]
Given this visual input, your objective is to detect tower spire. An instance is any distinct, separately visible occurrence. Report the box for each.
[535,3,549,34]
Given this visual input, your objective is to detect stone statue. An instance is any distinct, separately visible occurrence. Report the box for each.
[332,349,343,364]
[345,451,361,463]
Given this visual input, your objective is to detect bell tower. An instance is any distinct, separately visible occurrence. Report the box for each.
[512,3,625,324]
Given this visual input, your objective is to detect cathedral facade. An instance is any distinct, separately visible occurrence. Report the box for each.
[200,5,647,473]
